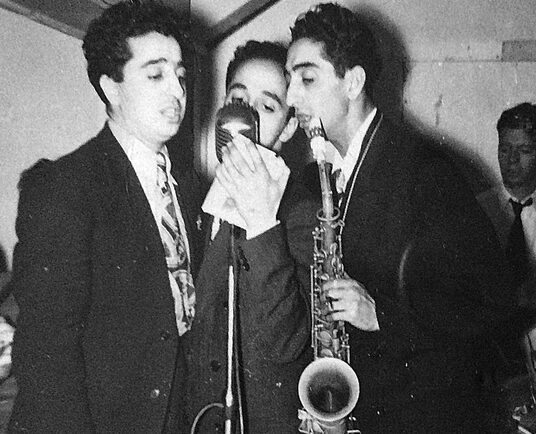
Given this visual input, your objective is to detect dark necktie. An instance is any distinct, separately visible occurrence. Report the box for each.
[329,165,343,204]
[156,152,195,335]
[505,197,533,288]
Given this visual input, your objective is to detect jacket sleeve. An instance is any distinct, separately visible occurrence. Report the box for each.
[238,180,319,363]
[9,160,95,433]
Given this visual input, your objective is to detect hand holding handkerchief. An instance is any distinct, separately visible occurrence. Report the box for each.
[202,134,290,237]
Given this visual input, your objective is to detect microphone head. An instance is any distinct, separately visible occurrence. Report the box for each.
[215,101,259,162]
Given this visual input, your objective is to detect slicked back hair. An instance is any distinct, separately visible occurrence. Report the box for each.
[290,2,382,97]
[497,102,536,141]
[225,40,288,90]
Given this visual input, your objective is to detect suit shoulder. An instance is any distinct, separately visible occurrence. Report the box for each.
[476,186,507,221]
[18,128,108,197]
[295,162,322,199]
[476,186,502,203]
[278,171,320,225]
[283,171,320,206]
[55,129,110,173]
[17,158,56,192]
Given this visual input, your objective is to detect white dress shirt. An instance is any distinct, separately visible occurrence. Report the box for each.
[478,184,536,272]
[331,107,377,194]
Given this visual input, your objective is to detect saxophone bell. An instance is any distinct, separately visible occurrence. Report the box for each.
[298,358,360,433]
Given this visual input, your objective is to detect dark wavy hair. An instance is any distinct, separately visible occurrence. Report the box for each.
[290,3,382,97]
[497,102,536,139]
[225,40,288,89]
[82,0,189,108]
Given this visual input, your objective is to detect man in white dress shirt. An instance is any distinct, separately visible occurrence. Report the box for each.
[478,102,536,304]
[9,2,205,433]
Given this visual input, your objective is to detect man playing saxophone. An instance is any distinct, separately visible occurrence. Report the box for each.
[285,3,523,433]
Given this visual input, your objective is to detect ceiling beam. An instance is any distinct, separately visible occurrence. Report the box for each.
[0,0,190,39]
[204,0,281,49]
[0,0,103,39]
[0,0,281,51]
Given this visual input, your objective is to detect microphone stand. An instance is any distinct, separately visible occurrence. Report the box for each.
[224,224,244,434]
[224,224,236,434]
[189,222,244,434]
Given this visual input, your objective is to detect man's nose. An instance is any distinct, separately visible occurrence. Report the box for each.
[169,75,186,99]
[286,81,299,108]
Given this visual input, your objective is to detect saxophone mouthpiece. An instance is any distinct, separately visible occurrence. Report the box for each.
[308,117,327,139]
[309,117,328,162]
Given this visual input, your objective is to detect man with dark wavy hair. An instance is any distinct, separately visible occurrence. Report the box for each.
[285,3,517,432]
[9,2,204,433]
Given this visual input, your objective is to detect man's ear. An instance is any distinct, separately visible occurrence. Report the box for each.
[279,116,299,143]
[345,65,366,100]
[99,75,120,106]
[272,117,299,153]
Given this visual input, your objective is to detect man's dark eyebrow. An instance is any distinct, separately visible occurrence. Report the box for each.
[228,83,282,106]
[287,61,318,73]
[141,58,185,68]
[227,83,246,92]
[263,90,282,106]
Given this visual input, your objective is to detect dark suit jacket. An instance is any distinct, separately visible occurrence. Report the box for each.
[9,125,205,434]
[306,112,518,433]
[183,175,319,433]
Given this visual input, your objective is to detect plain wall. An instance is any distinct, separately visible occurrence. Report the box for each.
[0,7,106,269]
[197,0,536,189]
[2,0,536,269]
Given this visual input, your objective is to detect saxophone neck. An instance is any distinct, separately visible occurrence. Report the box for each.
[317,160,335,220]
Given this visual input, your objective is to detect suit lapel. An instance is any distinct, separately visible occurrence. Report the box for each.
[96,126,203,276]
[95,125,164,259]
[340,111,385,227]
[339,114,415,294]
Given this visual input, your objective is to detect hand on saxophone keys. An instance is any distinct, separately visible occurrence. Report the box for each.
[323,277,380,331]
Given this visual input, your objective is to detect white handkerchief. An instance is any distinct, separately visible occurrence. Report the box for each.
[202,144,290,230]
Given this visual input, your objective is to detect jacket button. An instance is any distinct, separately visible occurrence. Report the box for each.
[149,388,160,399]
[160,330,171,341]
[210,360,222,372]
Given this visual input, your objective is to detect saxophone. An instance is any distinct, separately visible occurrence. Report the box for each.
[298,118,360,434]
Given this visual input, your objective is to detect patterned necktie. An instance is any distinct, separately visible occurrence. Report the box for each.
[505,197,533,288]
[156,152,195,335]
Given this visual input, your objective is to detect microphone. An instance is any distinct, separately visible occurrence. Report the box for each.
[215,100,259,162]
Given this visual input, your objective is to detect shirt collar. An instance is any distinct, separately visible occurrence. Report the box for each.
[108,119,175,186]
[332,107,377,192]
[501,183,536,206]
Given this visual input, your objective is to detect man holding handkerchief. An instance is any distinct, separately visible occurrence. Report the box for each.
[184,40,318,434]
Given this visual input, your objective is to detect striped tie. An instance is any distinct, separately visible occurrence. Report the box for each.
[156,152,195,335]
